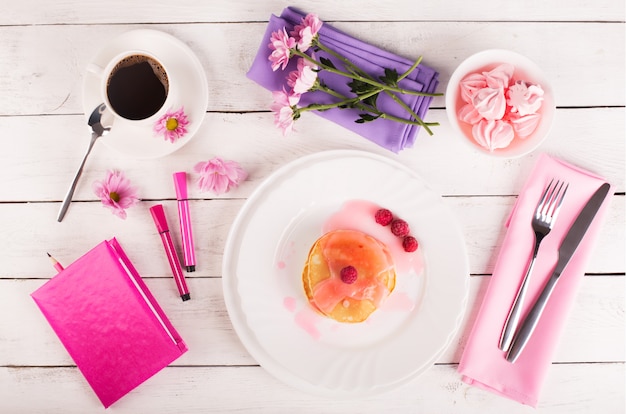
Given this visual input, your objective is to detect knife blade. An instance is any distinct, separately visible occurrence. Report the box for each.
[506,182,611,363]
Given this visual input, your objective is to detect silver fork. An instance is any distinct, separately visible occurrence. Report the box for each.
[498,179,568,352]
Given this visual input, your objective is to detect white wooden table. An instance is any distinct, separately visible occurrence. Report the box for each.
[1,1,624,412]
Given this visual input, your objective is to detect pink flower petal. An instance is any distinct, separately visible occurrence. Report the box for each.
[268,28,296,71]
[92,170,140,219]
[270,88,300,135]
[194,157,248,195]
[290,13,323,52]
[287,58,318,94]
[153,107,190,143]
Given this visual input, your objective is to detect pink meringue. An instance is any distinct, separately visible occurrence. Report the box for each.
[455,62,545,152]
[459,73,488,103]
[472,87,507,121]
[472,119,515,152]
[483,63,514,89]
[458,103,483,124]
[509,112,541,138]
[507,80,544,116]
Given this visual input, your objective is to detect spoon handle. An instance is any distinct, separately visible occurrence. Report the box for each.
[57,133,99,222]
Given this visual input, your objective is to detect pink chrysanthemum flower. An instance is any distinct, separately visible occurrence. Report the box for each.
[287,58,319,94]
[194,157,248,195]
[92,170,140,219]
[270,88,300,135]
[268,28,296,71]
[154,107,190,143]
[290,13,323,52]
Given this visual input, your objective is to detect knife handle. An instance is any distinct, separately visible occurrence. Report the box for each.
[506,273,559,363]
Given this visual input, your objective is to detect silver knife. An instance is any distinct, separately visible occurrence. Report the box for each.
[506,182,611,363]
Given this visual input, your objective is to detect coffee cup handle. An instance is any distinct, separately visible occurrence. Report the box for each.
[86,63,104,77]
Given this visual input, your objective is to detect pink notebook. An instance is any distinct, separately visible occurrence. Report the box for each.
[31,238,188,408]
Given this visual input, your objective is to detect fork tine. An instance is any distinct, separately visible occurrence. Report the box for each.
[544,180,563,217]
[536,178,555,215]
[540,180,568,226]
[550,182,568,221]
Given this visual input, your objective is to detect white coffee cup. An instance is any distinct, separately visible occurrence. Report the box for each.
[88,50,174,124]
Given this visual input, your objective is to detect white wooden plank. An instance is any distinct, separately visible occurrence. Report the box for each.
[2,0,624,25]
[0,363,623,413]
[0,195,622,279]
[0,22,623,116]
[2,275,622,367]
[0,109,624,203]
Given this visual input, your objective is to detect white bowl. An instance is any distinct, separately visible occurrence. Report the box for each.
[445,49,555,158]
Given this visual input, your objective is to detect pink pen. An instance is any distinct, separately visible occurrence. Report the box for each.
[173,172,196,272]
[149,204,190,301]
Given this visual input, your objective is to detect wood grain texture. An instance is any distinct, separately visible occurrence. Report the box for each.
[1,276,623,367]
[1,22,624,116]
[0,109,624,203]
[2,0,624,25]
[1,364,624,413]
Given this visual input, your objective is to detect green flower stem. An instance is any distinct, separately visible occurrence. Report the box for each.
[397,56,423,82]
[313,42,435,134]
[384,91,434,135]
[314,41,423,84]
[297,85,439,130]
[292,49,440,98]
[318,78,437,135]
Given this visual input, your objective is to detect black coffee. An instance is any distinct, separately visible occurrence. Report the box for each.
[106,55,169,120]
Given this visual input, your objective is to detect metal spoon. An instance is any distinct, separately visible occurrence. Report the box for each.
[57,103,113,222]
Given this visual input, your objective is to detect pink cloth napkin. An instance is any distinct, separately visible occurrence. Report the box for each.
[458,153,612,406]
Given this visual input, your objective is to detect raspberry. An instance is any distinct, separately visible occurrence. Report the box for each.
[374,208,393,226]
[340,266,358,284]
[390,219,410,237]
[402,236,419,252]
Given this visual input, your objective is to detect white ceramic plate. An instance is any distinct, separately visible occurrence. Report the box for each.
[223,150,469,397]
[82,29,208,159]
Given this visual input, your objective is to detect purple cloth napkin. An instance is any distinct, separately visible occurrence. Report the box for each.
[247,7,439,153]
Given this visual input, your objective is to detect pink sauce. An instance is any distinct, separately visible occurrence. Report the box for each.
[323,199,424,276]
[281,199,424,340]
[310,230,394,313]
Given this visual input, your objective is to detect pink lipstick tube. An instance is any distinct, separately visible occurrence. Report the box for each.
[150,204,190,301]
[173,172,196,272]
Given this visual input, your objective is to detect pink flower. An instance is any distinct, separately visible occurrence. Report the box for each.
[92,170,140,219]
[194,157,248,195]
[268,28,296,71]
[290,13,323,52]
[270,88,300,135]
[287,58,319,94]
[154,107,190,143]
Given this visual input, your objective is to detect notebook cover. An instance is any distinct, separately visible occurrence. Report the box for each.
[31,238,187,408]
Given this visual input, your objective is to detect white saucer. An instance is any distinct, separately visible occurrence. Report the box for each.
[82,29,208,159]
